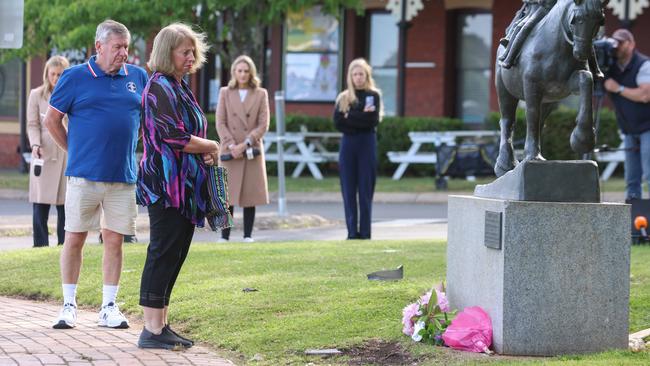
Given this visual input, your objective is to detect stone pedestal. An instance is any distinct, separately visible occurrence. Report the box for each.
[447,195,630,356]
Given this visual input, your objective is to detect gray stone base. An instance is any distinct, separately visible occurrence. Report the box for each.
[447,195,630,356]
[474,160,600,202]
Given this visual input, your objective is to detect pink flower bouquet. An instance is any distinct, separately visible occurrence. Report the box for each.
[402,282,456,345]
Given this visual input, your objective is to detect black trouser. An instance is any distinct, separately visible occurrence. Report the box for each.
[339,132,377,239]
[33,203,65,247]
[139,201,195,308]
[221,206,255,239]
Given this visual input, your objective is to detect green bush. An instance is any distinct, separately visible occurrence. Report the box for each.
[486,106,621,161]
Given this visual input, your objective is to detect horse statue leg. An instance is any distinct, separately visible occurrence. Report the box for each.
[522,81,548,162]
[494,66,519,177]
[569,69,596,154]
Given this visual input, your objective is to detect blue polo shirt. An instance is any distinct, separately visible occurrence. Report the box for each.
[49,56,148,183]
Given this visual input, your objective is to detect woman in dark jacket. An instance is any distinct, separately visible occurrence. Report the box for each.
[333,58,383,239]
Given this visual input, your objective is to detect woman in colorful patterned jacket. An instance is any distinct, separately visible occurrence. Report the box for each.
[136,23,219,350]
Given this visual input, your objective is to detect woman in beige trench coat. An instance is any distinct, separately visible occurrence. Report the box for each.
[27,55,69,247]
[216,55,269,242]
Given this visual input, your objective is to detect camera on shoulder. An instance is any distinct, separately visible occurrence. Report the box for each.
[593,37,619,77]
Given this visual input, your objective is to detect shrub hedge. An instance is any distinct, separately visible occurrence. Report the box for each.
[205,107,621,177]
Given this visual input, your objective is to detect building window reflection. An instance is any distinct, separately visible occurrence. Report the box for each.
[284,6,341,102]
[456,12,492,124]
[0,58,20,119]
[369,13,398,116]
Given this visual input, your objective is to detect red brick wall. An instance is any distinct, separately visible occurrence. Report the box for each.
[0,134,21,168]
[405,1,448,117]
[604,8,650,55]
[261,2,650,120]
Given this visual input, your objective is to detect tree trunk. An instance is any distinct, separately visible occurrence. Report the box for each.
[219,5,268,79]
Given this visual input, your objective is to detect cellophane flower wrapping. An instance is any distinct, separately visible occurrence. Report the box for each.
[441,306,492,353]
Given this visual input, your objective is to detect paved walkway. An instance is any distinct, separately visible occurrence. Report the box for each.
[0,297,234,366]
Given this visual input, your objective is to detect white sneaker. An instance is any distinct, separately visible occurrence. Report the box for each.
[98,302,129,329]
[243,237,255,243]
[53,303,77,329]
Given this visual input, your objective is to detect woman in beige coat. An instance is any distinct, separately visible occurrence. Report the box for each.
[216,55,269,242]
[27,55,69,247]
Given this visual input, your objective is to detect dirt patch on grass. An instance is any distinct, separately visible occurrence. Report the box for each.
[336,339,542,365]
[341,339,421,365]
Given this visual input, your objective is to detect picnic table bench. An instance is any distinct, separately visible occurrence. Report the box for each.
[593,140,625,181]
[264,131,341,180]
[387,130,500,180]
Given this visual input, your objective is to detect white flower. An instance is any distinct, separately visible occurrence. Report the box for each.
[411,320,426,342]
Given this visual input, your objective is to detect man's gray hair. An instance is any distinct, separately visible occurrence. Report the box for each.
[95,19,130,44]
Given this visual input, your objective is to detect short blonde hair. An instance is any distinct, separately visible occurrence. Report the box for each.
[227,55,260,89]
[147,23,208,75]
[42,55,70,97]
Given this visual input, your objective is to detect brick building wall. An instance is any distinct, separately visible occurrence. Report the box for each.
[0,134,21,167]
[405,0,449,117]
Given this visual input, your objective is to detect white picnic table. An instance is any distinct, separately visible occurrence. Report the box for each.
[387,130,500,180]
[264,131,341,180]
[593,139,625,181]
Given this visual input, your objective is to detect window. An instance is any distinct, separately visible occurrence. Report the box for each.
[284,6,341,102]
[0,58,20,118]
[369,13,398,116]
[456,13,492,124]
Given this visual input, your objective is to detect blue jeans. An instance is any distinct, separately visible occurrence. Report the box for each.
[623,130,650,199]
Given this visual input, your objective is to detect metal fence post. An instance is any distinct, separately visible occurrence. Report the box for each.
[274,91,288,217]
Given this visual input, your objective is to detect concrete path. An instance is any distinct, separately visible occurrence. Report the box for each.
[0,297,234,366]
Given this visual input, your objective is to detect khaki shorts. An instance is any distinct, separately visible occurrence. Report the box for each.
[65,177,137,235]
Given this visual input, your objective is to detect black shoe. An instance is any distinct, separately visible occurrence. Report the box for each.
[138,327,186,350]
[165,325,193,347]
[124,235,138,243]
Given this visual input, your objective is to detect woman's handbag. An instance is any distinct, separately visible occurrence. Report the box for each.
[205,165,233,231]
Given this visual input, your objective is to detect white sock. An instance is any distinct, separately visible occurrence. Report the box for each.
[102,285,119,307]
[62,284,77,306]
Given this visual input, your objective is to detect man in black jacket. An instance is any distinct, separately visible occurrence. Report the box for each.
[604,29,650,200]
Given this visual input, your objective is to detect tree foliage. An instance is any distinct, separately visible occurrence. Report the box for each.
[2,0,363,68]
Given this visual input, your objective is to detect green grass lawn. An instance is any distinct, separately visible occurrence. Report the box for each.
[0,240,647,365]
[0,170,29,190]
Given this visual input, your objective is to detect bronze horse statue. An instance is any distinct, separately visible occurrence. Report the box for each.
[494,0,607,177]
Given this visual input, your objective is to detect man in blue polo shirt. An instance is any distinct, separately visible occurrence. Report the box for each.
[44,19,148,330]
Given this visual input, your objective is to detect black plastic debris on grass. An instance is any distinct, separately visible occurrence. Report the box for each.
[367,265,403,281]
